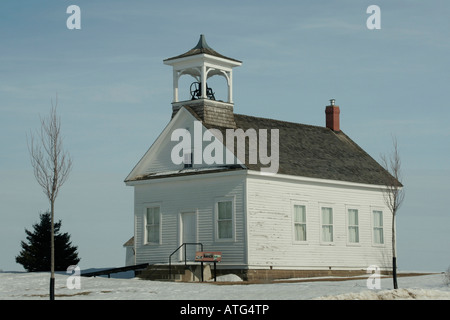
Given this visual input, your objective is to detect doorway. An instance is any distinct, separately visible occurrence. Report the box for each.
[181,212,197,261]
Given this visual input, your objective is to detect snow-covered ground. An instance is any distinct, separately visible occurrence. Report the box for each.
[0,271,449,300]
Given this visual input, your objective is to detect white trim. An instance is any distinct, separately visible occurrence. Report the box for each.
[371,207,385,247]
[143,203,162,245]
[319,203,335,245]
[127,167,386,189]
[133,214,137,265]
[243,175,249,266]
[125,168,246,186]
[247,170,388,191]
[291,201,309,244]
[214,196,236,242]
[171,99,234,110]
[178,210,199,261]
[345,205,361,246]
[163,53,242,68]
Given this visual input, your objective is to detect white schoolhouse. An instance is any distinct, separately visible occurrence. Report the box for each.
[124,35,396,280]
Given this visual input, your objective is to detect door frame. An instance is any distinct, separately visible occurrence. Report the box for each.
[178,210,198,261]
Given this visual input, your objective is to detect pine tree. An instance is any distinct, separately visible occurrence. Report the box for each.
[16,212,80,272]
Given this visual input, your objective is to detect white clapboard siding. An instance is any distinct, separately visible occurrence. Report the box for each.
[133,171,247,267]
[246,173,393,271]
[126,107,239,181]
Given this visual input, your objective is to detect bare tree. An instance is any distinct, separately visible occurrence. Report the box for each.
[380,137,405,290]
[27,97,72,300]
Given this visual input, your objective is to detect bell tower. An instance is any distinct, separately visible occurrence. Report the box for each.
[163,35,242,128]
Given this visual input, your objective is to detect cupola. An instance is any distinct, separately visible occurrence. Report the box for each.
[163,35,242,128]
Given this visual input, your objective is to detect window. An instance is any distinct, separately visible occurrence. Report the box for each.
[321,207,333,242]
[373,210,384,244]
[217,200,232,239]
[293,205,307,241]
[145,207,160,244]
[183,152,193,168]
[348,209,359,243]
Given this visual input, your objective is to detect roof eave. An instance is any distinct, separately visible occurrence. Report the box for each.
[163,52,242,66]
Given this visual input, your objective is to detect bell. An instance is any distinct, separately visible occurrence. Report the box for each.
[190,82,215,100]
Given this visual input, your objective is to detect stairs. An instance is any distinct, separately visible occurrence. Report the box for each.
[137,263,211,282]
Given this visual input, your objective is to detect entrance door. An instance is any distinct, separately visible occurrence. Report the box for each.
[181,212,197,261]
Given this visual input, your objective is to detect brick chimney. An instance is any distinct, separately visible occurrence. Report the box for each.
[325,99,340,132]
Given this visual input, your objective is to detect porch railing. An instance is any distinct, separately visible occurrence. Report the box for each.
[168,242,203,280]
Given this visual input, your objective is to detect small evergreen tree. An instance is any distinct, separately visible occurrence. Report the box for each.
[16,212,80,272]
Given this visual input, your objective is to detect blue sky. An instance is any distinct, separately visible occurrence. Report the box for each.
[1,0,449,272]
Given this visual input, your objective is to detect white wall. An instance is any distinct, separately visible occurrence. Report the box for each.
[132,171,247,268]
[246,173,393,271]
[124,246,134,266]
[127,107,239,180]
[130,149,393,273]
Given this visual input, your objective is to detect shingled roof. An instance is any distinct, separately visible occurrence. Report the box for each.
[227,113,393,186]
[128,104,394,186]
[163,34,242,63]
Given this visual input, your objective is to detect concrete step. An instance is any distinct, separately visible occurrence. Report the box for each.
[137,264,212,282]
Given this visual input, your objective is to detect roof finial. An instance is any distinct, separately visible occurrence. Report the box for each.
[194,34,211,50]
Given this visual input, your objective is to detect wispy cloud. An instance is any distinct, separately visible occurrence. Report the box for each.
[91,84,149,104]
[299,18,363,33]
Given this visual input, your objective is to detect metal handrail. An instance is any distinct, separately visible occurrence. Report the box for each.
[168,242,203,279]
[81,263,149,278]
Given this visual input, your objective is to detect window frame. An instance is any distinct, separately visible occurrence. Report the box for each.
[292,202,308,243]
[214,197,235,242]
[346,206,360,245]
[372,208,385,246]
[143,204,161,245]
[183,150,193,168]
[320,205,334,244]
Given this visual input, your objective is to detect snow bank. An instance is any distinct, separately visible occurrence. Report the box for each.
[211,274,243,282]
[0,272,448,300]
[315,288,450,300]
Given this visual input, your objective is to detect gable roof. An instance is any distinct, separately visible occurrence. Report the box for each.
[228,113,392,186]
[126,105,394,186]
